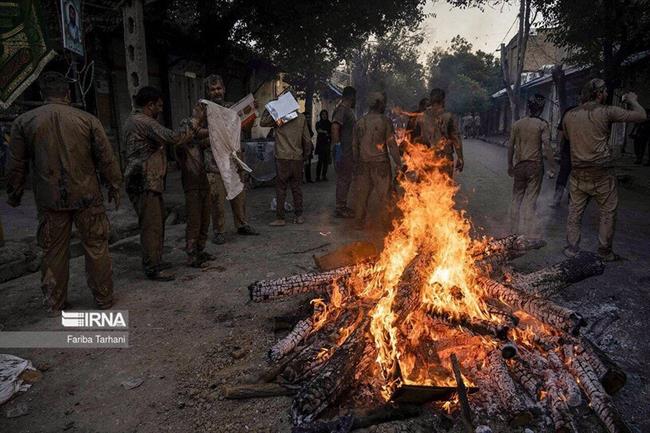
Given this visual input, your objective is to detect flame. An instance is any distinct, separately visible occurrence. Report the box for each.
[338,132,491,399]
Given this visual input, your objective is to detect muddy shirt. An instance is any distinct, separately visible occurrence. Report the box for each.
[332,103,356,158]
[260,110,312,161]
[122,110,196,193]
[416,107,462,158]
[563,101,647,168]
[6,102,122,211]
[352,112,400,165]
[177,119,209,191]
[509,116,550,165]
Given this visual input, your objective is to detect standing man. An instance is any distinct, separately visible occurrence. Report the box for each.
[6,72,122,312]
[352,92,401,230]
[550,105,577,208]
[331,86,357,218]
[176,117,215,268]
[507,94,552,237]
[416,88,464,178]
[202,74,258,244]
[562,78,646,261]
[261,100,312,226]
[123,86,204,281]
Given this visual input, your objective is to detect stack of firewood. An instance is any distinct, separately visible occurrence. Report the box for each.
[240,236,629,433]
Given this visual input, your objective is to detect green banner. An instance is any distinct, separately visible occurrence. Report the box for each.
[0,0,56,109]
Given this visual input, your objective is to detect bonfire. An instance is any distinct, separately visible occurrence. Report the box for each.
[241,139,628,433]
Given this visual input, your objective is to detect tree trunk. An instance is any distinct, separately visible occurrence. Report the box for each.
[552,63,568,116]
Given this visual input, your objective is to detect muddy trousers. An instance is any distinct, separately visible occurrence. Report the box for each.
[276,159,304,219]
[566,169,618,255]
[129,191,165,276]
[354,161,392,226]
[207,172,247,234]
[185,189,210,257]
[509,161,543,236]
[335,157,353,210]
[38,206,113,311]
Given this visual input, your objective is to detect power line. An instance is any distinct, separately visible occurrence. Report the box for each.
[497,15,519,51]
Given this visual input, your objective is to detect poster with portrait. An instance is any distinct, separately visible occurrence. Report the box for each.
[60,0,84,56]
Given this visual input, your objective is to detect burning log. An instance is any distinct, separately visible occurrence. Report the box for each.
[269,318,315,362]
[574,337,626,396]
[473,235,546,271]
[542,370,577,433]
[563,345,631,433]
[291,404,423,433]
[507,252,605,298]
[450,353,474,433]
[483,351,534,426]
[427,310,509,340]
[291,319,370,425]
[249,266,357,302]
[477,277,586,335]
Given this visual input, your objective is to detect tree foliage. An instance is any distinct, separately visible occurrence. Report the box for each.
[427,36,501,113]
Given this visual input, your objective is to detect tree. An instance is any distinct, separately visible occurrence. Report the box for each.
[540,0,650,102]
[352,30,427,114]
[164,0,428,114]
[427,36,501,113]
[447,0,537,122]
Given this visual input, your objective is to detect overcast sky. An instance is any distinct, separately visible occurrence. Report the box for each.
[420,0,520,58]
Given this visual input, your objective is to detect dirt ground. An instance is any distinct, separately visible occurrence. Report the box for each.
[1,139,649,433]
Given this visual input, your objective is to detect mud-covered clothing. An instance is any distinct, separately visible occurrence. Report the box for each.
[354,161,393,227]
[509,161,543,236]
[562,101,647,168]
[352,113,401,165]
[207,172,247,233]
[177,119,210,192]
[331,103,356,159]
[7,102,122,212]
[122,110,198,193]
[555,107,576,192]
[415,107,463,160]
[185,189,210,256]
[128,191,165,275]
[275,159,304,219]
[260,110,312,160]
[38,205,113,310]
[567,167,618,255]
[509,116,550,165]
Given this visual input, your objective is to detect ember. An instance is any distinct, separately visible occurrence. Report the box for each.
[246,141,628,433]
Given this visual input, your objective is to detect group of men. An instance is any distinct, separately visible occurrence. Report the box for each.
[507,78,646,261]
[462,112,482,138]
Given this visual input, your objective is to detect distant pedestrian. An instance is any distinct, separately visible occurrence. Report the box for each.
[630,113,650,165]
[261,98,313,226]
[415,88,464,178]
[332,86,357,218]
[352,92,401,230]
[123,86,204,281]
[507,94,552,237]
[6,72,122,312]
[303,110,315,183]
[562,78,647,261]
[315,109,332,181]
[550,105,577,208]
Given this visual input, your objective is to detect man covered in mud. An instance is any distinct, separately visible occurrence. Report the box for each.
[415,88,464,178]
[562,78,646,261]
[352,92,401,230]
[176,114,215,268]
[507,94,552,237]
[260,97,312,226]
[6,72,122,312]
[331,86,357,218]
[123,86,205,281]
[202,74,258,244]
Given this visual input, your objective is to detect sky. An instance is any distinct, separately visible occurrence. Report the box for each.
[419,0,520,58]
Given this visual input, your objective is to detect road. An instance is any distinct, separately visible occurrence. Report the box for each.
[1,139,648,433]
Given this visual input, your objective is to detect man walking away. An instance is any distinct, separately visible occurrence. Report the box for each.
[261,101,312,226]
[507,94,552,237]
[202,74,258,244]
[123,86,204,281]
[562,79,646,261]
[352,92,401,230]
[6,72,122,312]
[415,88,464,178]
[550,105,577,208]
[315,109,332,181]
[331,86,357,218]
[176,117,215,268]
